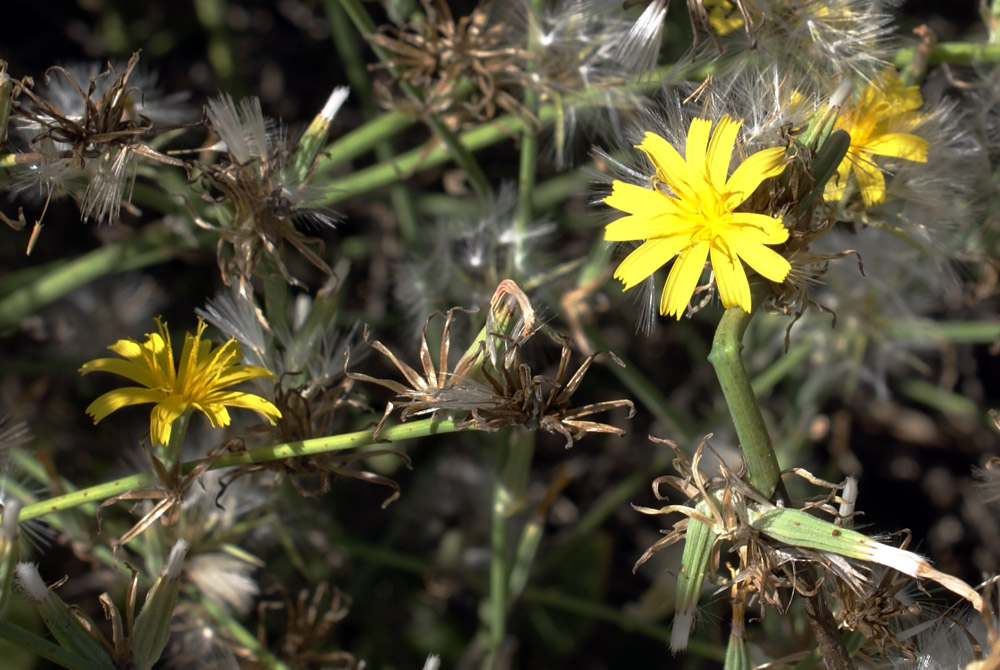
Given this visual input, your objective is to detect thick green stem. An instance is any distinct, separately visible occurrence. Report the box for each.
[707,300,783,500]
[0,226,206,331]
[17,418,463,523]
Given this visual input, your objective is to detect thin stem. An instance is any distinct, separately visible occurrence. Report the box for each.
[484,443,510,670]
[707,297,783,500]
[519,589,725,662]
[331,538,723,659]
[510,0,544,277]
[799,568,856,670]
[482,430,534,670]
[17,418,464,523]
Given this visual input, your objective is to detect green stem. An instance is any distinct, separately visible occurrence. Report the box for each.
[319,110,415,172]
[0,226,209,331]
[0,620,99,670]
[886,319,1000,344]
[482,431,534,670]
[512,96,538,277]
[893,41,1000,67]
[519,589,725,661]
[751,339,812,395]
[17,418,463,523]
[584,325,692,440]
[707,298,783,500]
[484,444,510,670]
[510,0,544,277]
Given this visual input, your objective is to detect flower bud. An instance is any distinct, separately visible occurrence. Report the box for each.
[15,562,114,668]
[0,500,21,618]
[131,539,188,670]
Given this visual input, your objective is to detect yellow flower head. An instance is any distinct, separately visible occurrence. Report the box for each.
[80,317,281,446]
[704,0,745,36]
[825,70,928,206]
[604,115,790,319]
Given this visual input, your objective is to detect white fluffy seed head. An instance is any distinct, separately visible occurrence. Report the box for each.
[15,562,48,602]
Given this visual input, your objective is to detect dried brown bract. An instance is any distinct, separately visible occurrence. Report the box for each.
[98,441,224,563]
[193,93,334,294]
[348,306,485,431]
[244,583,360,670]
[368,0,528,125]
[458,333,636,449]
[8,51,188,249]
[351,280,635,448]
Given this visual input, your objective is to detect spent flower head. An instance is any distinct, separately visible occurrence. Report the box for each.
[197,89,346,292]
[6,52,188,250]
[604,114,790,318]
[80,316,281,447]
[687,0,895,83]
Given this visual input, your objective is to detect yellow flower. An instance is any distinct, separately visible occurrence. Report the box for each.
[604,115,790,319]
[704,0,745,36]
[825,70,928,206]
[80,318,281,446]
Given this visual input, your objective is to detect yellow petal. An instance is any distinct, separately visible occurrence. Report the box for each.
[212,364,276,389]
[150,396,189,446]
[866,132,928,162]
[604,181,669,218]
[107,338,145,360]
[85,387,165,423]
[193,402,232,429]
[732,237,791,283]
[711,241,752,312]
[706,115,740,186]
[685,118,713,172]
[730,213,789,244]
[637,132,697,199]
[725,146,786,205]
[852,154,887,206]
[208,391,282,423]
[80,357,162,389]
[660,241,709,319]
[823,159,853,202]
[614,237,691,290]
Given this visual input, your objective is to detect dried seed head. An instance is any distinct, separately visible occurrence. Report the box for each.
[198,92,339,291]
